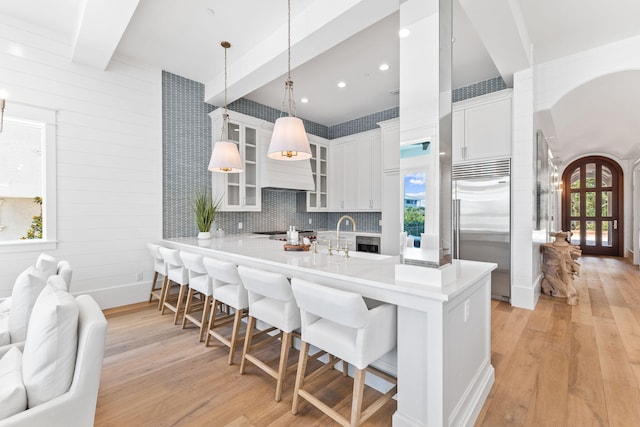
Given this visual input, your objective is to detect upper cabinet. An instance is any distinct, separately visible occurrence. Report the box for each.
[329,129,382,211]
[452,89,512,163]
[305,139,329,211]
[210,110,261,212]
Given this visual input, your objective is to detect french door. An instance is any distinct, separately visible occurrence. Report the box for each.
[562,156,623,256]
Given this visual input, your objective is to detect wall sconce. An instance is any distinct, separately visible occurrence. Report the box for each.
[0,98,5,133]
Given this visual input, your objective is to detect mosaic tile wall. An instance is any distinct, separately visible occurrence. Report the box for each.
[162,72,504,238]
[328,107,399,139]
[452,76,507,102]
[162,71,211,238]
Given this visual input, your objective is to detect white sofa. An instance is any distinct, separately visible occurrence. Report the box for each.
[0,294,107,427]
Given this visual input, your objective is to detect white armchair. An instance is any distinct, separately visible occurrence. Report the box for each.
[0,294,107,427]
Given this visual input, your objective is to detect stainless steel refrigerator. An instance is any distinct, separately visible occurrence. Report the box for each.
[452,159,511,301]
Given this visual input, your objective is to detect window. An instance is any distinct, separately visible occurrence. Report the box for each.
[0,102,56,253]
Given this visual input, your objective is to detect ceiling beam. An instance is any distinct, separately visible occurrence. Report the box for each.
[205,0,398,106]
[458,0,531,86]
[71,0,140,70]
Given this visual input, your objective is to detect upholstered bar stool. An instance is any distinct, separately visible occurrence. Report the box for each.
[158,247,189,324]
[290,278,397,427]
[147,243,167,309]
[203,258,249,365]
[237,266,301,402]
[179,251,212,341]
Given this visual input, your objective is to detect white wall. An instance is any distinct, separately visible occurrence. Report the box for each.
[0,15,162,308]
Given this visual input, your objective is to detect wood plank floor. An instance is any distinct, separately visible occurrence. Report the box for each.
[95,255,640,426]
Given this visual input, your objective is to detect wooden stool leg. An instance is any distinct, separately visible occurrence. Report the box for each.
[275,331,292,402]
[199,295,212,342]
[173,284,187,325]
[342,360,348,376]
[227,309,244,365]
[350,368,366,427]
[205,298,218,347]
[292,341,310,415]
[181,287,195,329]
[160,277,171,315]
[239,316,256,374]
[149,272,158,302]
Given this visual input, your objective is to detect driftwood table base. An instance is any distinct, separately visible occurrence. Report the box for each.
[541,241,581,305]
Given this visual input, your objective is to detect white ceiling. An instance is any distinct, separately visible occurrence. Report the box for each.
[2,0,640,162]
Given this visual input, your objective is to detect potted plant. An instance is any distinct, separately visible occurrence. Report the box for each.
[193,190,221,239]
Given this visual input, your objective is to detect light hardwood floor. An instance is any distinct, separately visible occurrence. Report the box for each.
[95,255,640,426]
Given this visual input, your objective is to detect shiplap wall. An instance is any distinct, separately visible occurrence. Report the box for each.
[0,15,162,308]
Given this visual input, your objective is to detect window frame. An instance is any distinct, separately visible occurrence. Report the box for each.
[0,102,57,253]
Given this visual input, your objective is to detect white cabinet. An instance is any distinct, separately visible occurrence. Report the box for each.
[305,140,329,211]
[452,89,512,163]
[210,110,261,212]
[329,129,382,211]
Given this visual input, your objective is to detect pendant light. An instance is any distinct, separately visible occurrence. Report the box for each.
[208,41,243,173]
[267,0,312,161]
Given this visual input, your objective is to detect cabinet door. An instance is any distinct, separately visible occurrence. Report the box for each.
[243,125,260,210]
[452,109,465,163]
[224,122,242,209]
[307,143,329,211]
[370,134,382,209]
[464,98,511,160]
[329,143,345,210]
[343,142,359,210]
[356,139,371,210]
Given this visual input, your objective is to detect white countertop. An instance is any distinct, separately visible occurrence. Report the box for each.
[162,236,496,309]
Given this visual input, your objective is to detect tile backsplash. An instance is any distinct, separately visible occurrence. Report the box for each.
[162,71,504,238]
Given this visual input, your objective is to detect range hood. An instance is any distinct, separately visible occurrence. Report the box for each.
[260,146,315,191]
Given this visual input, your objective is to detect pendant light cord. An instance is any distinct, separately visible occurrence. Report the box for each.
[220,41,231,141]
[283,0,295,117]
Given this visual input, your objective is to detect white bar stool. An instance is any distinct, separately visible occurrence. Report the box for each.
[158,247,189,324]
[237,266,301,402]
[179,251,212,341]
[146,243,167,309]
[290,278,397,427]
[203,258,248,365]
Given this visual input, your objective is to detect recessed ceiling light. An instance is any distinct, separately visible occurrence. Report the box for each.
[399,28,410,38]
[206,8,215,15]
[301,97,309,103]
[379,63,390,71]
[337,81,346,88]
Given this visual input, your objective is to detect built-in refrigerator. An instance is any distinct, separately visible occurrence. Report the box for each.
[452,159,511,301]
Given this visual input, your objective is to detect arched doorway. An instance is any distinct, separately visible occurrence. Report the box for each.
[562,156,623,256]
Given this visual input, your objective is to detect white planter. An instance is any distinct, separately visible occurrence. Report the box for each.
[197,231,211,240]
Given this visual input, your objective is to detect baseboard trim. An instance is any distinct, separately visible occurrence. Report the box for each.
[510,274,541,310]
[77,280,152,310]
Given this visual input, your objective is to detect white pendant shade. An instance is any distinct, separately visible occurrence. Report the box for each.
[267,116,312,161]
[208,140,243,173]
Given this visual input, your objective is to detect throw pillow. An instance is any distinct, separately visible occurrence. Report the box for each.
[22,284,78,408]
[8,267,48,343]
[0,314,9,346]
[34,253,58,277]
[0,346,27,420]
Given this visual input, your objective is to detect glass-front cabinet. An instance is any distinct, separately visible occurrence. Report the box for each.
[210,109,261,211]
[307,141,328,211]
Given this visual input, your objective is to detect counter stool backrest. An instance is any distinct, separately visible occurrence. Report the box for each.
[203,257,242,288]
[179,251,207,276]
[291,279,369,329]
[147,243,167,275]
[238,266,293,303]
[158,247,188,285]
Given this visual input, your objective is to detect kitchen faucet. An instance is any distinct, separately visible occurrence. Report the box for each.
[336,215,356,247]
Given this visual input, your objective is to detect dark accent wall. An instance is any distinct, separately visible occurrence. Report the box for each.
[452,76,507,102]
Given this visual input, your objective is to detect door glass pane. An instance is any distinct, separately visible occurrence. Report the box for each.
[228,185,240,205]
[320,176,327,193]
[309,192,317,208]
[585,163,596,188]
[311,159,316,173]
[320,159,326,175]
[570,221,581,245]
[570,168,581,189]
[245,186,256,206]
[245,163,256,186]
[245,145,256,163]
[601,166,612,187]
[228,173,239,185]
[601,221,612,247]
[571,192,580,216]
[320,146,327,160]
[602,191,612,216]
[310,144,317,158]
[585,220,595,246]
[320,194,327,208]
[586,192,595,217]
[228,123,240,142]
[245,127,256,145]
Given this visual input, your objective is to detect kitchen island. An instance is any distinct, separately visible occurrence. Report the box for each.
[162,236,496,427]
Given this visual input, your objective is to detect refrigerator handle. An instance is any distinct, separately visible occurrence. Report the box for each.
[453,199,460,259]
